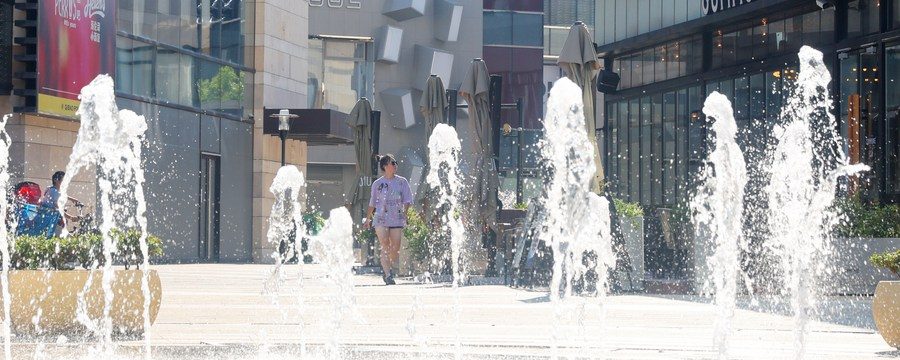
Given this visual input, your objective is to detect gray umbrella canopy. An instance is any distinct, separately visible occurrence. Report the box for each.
[460,59,499,233]
[416,75,447,216]
[558,22,605,194]
[348,97,373,211]
[420,74,447,135]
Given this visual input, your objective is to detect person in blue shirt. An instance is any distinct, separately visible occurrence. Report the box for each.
[38,171,82,234]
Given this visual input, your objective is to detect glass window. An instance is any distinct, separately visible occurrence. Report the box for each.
[198,59,223,111]
[513,13,543,47]
[116,37,134,94]
[821,7,835,45]
[632,53,643,87]
[768,18,785,55]
[886,45,900,193]
[629,100,641,202]
[801,11,821,46]
[676,89,688,203]
[655,45,667,83]
[712,33,723,69]
[156,47,182,103]
[688,86,704,176]
[132,41,156,98]
[132,0,158,40]
[783,15,801,51]
[721,31,737,67]
[618,101,630,199]
[689,36,703,74]
[733,76,749,126]
[663,91,676,205]
[848,0,880,37]
[753,22,769,60]
[736,27,753,62]
[669,41,684,78]
[895,0,900,29]
[308,39,324,109]
[484,12,513,45]
[766,69,784,123]
[619,56,632,88]
[642,48,655,86]
[641,97,652,204]
[608,104,619,195]
[651,94,663,205]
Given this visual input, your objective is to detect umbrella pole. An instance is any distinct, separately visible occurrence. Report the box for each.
[447,89,458,128]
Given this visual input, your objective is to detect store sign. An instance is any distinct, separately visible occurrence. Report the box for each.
[702,0,754,16]
[309,0,362,9]
[37,0,116,118]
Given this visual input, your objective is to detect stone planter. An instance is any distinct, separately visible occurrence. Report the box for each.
[618,216,644,291]
[873,281,900,349]
[829,237,900,295]
[1,269,162,334]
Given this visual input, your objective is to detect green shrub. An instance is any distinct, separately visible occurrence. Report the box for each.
[514,202,528,210]
[613,198,644,218]
[9,229,164,270]
[870,250,900,279]
[835,196,900,238]
[404,207,431,264]
[303,212,326,236]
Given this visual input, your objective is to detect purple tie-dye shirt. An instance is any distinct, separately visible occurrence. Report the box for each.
[369,175,413,227]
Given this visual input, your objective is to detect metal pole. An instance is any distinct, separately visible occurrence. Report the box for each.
[489,75,503,159]
[371,110,381,176]
[515,98,524,205]
[447,89,458,128]
[280,131,286,166]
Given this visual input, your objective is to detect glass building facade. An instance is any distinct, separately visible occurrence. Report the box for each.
[306,38,374,114]
[595,0,900,279]
[115,0,254,120]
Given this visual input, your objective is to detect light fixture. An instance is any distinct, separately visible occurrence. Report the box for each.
[271,109,299,166]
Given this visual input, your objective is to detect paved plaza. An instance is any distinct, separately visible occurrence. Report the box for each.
[8,264,899,359]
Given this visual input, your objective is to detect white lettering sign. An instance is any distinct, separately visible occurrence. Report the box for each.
[701,0,752,16]
[309,0,361,9]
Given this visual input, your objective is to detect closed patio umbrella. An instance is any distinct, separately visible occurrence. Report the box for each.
[348,97,373,219]
[416,75,447,216]
[558,21,604,193]
[459,59,499,234]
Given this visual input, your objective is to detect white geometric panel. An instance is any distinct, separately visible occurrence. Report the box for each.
[434,0,463,42]
[413,45,454,91]
[381,88,416,129]
[383,0,426,22]
[375,25,403,64]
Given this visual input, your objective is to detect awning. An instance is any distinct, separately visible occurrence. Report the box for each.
[262,108,354,145]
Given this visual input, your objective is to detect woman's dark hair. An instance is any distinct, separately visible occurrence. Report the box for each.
[52,171,65,183]
[378,154,397,171]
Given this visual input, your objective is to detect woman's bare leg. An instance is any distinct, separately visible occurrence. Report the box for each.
[388,228,402,274]
[375,226,392,274]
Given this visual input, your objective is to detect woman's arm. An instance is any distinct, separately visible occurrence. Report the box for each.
[364,206,375,228]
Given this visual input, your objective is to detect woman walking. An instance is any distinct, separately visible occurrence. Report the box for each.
[364,154,413,285]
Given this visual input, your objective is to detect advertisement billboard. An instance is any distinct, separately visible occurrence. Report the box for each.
[37,0,116,118]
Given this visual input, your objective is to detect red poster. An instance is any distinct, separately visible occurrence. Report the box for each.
[37,0,116,118]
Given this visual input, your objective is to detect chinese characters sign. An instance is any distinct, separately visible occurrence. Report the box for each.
[37,0,116,118]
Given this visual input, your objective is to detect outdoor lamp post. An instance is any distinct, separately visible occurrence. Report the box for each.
[271,109,298,166]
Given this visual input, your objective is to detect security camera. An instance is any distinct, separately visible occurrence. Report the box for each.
[816,0,834,9]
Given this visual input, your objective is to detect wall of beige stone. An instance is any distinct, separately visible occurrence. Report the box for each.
[5,115,96,228]
[250,0,310,263]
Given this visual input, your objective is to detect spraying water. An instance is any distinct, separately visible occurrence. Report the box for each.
[263,165,308,355]
[425,123,465,359]
[692,92,750,359]
[56,74,150,356]
[0,115,13,360]
[765,46,868,359]
[306,207,356,360]
[539,77,615,358]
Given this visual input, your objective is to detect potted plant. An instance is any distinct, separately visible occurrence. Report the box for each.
[613,198,644,291]
[871,249,900,349]
[403,207,432,276]
[5,230,164,335]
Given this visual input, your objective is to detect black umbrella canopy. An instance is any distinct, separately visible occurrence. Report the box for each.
[460,58,500,233]
[558,22,605,193]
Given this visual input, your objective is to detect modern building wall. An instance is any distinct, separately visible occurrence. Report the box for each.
[307,1,483,212]
[250,0,310,263]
